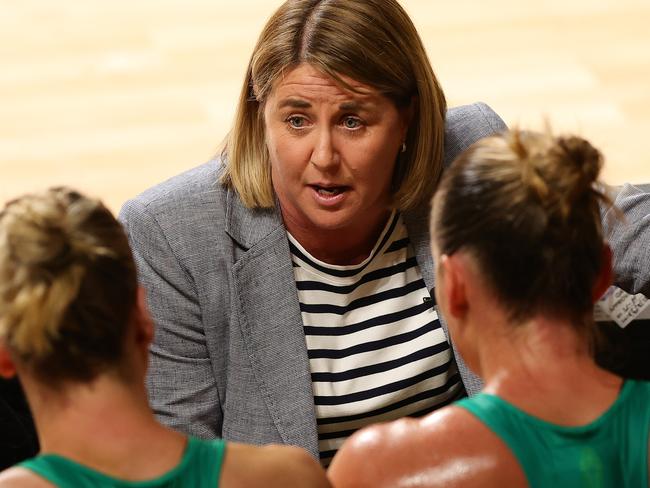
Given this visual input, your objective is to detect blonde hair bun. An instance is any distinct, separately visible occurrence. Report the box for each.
[508,131,604,223]
[433,128,611,333]
[554,135,603,196]
[0,188,118,363]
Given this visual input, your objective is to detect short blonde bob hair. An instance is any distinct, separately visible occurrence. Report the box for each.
[221,0,447,211]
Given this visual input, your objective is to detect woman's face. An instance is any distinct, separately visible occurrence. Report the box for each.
[263,63,410,238]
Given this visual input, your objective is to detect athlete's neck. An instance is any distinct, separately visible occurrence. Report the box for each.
[476,316,622,425]
[21,372,185,480]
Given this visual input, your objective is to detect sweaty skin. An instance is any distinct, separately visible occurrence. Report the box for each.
[328,408,526,488]
[328,248,630,488]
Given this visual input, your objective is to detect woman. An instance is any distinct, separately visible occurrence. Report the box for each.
[328,130,650,487]
[0,188,330,487]
[119,0,650,465]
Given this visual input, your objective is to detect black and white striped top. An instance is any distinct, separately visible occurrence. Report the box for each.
[288,211,463,466]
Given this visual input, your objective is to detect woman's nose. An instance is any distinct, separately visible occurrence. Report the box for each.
[310,128,339,171]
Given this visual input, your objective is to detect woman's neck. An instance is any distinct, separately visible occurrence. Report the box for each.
[22,373,185,479]
[476,316,622,425]
[283,209,393,266]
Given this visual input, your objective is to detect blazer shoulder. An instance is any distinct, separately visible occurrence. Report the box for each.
[118,158,231,262]
[120,158,227,221]
[444,102,508,167]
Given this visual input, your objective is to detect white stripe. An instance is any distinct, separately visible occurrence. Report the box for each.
[312,350,452,400]
[306,318,444,375]
[317,382,463,436]
[316,382,463,456]
[304,308,439,353]
[295,264,423,307]
[314,365,455,418]
[301,289,431,333]
[289,213,458,463]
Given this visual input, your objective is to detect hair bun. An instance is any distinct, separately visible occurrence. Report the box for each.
[545,135,604,222]
[3,201,72,273]
[555,136,602,193]
[0,188,117,359]
[0,189,111,276]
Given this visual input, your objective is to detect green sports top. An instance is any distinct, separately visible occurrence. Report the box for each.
[18,436,226,488]
[456,380,650,488]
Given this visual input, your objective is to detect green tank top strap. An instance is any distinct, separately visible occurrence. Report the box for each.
[456,380,650,488]
[18,436,226,488]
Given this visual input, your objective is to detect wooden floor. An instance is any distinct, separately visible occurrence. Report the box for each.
[2,0,649,213]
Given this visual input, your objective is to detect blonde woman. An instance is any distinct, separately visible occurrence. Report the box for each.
[120,0,506,466]
[328,131,650,487]
[120,0,650,466]
[0,188,330,487]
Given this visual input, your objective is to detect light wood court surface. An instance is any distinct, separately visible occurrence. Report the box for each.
[2,1,649,213]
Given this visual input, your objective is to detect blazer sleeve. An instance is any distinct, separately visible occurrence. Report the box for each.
[604,183,650,297]
[443,102,508,168]
[448,104,648,297]
[119,198,223,438]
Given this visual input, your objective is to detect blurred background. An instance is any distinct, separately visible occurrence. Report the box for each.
[2,0,649,213]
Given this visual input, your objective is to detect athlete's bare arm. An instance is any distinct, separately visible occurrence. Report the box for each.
[328,406,527,488]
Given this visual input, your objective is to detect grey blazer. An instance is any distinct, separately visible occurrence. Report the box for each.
[119,103,650,458]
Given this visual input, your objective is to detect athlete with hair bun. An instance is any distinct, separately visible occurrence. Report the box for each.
[329,131,650,488]
[0,188,330,488]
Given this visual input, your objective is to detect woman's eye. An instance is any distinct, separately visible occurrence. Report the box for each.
[342,117,362,129]
[287,116,307,128]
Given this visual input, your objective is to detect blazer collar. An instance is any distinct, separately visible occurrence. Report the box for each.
[225,186,319,455]
[403,204,435,293]
[224,185,283,250]
[403,204,483,394]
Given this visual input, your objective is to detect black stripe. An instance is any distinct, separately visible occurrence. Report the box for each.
[316,385,465,444]
[296,257,418,294]
[289,213,399,278]
[318,427,358,441]
[300,279,426,315]
[316,373,462,425]
[304,301,434,336]
[384,237,410,253]
[311,343,449,382]
[314,359,453,405]
[319,450,337,463]
[307,320,440,359]
[406,389,465,418]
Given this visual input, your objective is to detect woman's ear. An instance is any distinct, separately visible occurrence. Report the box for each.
[400,96,417,141]
[592,244,613,302]
[0,342,17,379]
[439,254,469,320]
[134,287,154,350]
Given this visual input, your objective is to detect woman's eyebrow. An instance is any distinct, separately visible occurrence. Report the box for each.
[340,100,379,112]
[339,101,363,111]
[278,98,311,109]
[276,98,374,111]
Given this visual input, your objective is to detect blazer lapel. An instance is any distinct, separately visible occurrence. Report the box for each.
[226,189,319,456]
[403,206,436,303]
[403,206,484,395]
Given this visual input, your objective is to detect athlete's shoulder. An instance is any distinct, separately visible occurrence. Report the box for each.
[328,406,527,488]
[0,467,54,488]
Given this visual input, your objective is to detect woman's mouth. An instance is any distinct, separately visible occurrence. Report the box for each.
[316,186,343,196]
[309,185,349,205]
